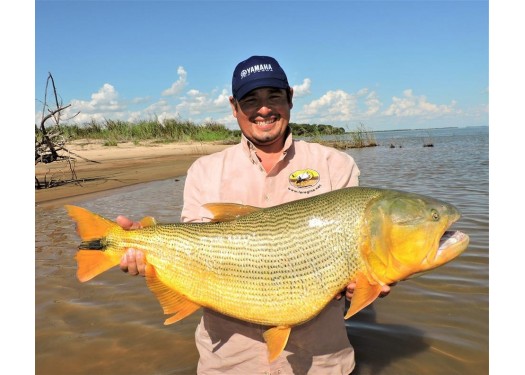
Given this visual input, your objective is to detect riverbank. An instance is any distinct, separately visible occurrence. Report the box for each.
[35,140,230,207]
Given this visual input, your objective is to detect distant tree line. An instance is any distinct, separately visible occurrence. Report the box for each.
[289,123,346,136]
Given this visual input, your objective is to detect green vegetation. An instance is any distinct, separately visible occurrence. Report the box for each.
[294,122,377,149]
[347,123,378,148]
[54,118,241,144]
[39,119,377,149]
[289,122,346,136]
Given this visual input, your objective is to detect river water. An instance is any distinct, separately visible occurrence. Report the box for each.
[35,126,489,375]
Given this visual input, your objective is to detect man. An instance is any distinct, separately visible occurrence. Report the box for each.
[119,55,390,374]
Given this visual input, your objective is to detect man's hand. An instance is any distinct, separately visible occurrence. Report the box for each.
[116,215,146,276]
[335,282,396,301]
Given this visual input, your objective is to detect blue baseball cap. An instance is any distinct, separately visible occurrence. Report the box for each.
[232,56,290,100]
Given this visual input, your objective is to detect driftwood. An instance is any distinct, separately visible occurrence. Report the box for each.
[35,73,99,189]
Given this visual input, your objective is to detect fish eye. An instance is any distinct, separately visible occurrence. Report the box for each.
[431,209,440,221]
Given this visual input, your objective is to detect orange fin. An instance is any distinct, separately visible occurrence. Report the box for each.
[263,326,292,362]
[145,264,201,324]
[139,216,157,227]
[75,250,122,282]
[65,205,122,282]
[202,203,260,222]
[344,272,383,319]
[65,205,116,241]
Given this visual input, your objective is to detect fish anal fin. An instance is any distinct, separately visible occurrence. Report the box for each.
[145,264,201,324]
[75,250,121,282]
[263,326,292,362]
[202,203,261,222]
[344,272,383,319]
[139,216,157,227]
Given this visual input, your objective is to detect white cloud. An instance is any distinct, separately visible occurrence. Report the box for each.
[72,83,122,112]
[162,66,188,96]
[130,99,175,123]
[293,86,464,127]
[300,90,356,122]
[213,89,231,107]
[171,88,233,125]
[131,96,150,104]
[176,89,208,115]
[363,91,382,116]
[292,78,311,98]
[350,88,382,116]
[383,89,457,117]
[42,83,127,124]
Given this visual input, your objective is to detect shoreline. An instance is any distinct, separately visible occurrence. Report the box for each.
[35,140,230,208]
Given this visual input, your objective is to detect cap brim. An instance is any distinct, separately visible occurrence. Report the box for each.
[235,78,289,100]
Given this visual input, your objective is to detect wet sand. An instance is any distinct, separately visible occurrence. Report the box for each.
[35,140,230,207]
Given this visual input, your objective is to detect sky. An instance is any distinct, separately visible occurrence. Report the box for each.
[34,0,489,132]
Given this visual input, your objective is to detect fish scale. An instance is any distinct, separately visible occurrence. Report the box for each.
[66,186,469,361]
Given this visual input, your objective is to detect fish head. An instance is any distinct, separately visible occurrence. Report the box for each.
[362,190,469,284]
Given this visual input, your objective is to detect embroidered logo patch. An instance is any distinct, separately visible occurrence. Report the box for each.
[289,169,320,189]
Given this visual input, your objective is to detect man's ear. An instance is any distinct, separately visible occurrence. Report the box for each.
[289,88,294,109]
[229,96,238,118]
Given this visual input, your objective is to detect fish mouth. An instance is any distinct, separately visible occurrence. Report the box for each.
[430,230,470,267]
[439,230,468,250]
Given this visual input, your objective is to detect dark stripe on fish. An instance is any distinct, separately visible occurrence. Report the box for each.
[79,240,105,250]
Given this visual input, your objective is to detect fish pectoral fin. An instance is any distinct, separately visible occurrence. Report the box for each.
[202,203,261,222]
[139,216,157,227]
[75,250,121,282]
[145,264,201,325]
[344,272,383,319]
[263,326,292,362]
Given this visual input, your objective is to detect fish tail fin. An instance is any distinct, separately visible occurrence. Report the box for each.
[65,205,122,282]
[65,205,116,242]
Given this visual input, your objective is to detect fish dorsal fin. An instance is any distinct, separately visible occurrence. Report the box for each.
[344,272,383,319]
[145,264,201,324]
[75,250,121,282]
[202,203,261,222]
[263,326,292,362]
[139,216,157,227]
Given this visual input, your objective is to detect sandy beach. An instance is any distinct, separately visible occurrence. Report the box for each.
[35,140,230,207]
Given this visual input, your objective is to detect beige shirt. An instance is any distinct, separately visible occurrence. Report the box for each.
[181,131,360,375]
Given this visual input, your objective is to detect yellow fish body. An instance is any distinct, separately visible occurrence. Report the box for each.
[66,186,469,361]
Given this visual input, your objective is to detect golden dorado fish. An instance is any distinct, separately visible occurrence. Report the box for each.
[65,186,469,361]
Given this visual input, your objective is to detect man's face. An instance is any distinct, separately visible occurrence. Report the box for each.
[230,87,293,149]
